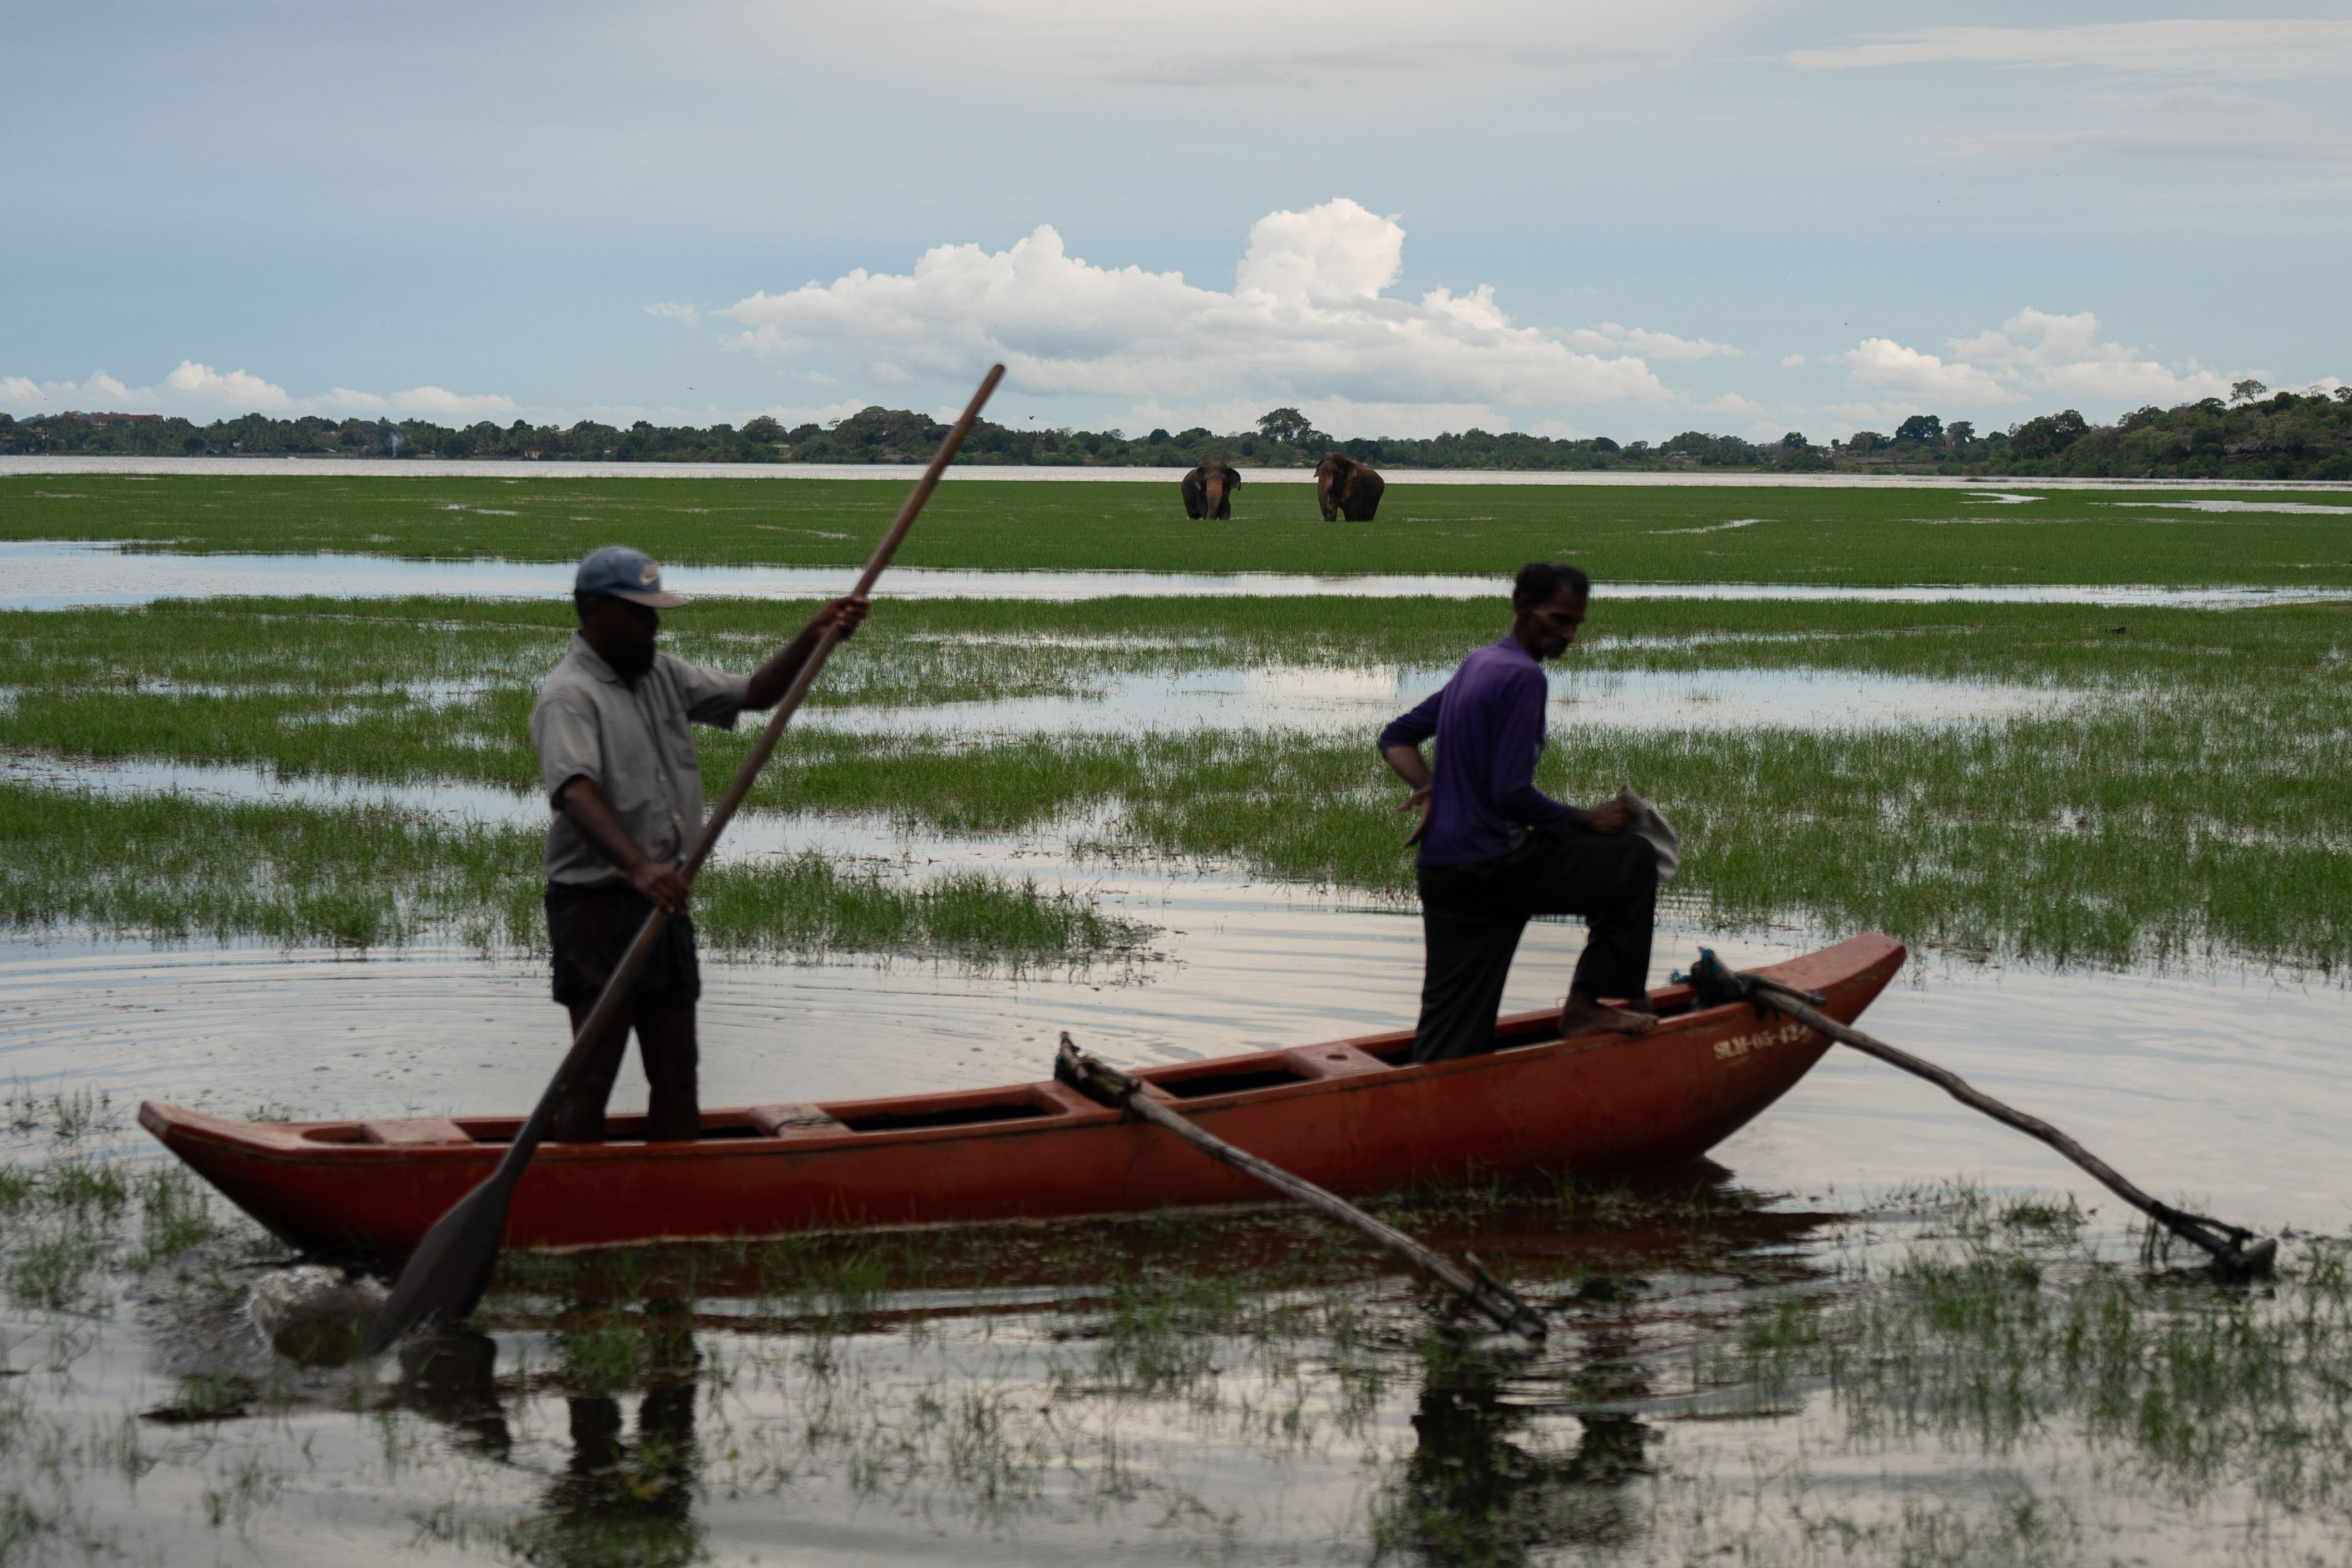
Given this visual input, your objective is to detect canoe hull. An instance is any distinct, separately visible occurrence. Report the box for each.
[142,933,1903,1260]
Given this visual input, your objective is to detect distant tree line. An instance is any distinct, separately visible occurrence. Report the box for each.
[5,382,2348,480]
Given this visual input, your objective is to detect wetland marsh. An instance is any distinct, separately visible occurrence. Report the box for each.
[6,592,2349,970]
[8,472,2352,584]
[2,474,2350,1565]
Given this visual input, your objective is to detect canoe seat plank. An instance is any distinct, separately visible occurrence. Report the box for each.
[1033,1081,1113,1117]
[749,1103,847,1138]
[359,1119,475,1146]
[1281,1044,1392,1081]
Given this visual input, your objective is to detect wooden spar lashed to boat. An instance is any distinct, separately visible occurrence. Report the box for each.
[140,933,1905,1263]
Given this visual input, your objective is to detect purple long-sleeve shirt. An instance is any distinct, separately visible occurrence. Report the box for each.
[1379,638,1580,867]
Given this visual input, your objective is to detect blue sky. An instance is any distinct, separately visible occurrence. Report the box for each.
[4,2,2348,443]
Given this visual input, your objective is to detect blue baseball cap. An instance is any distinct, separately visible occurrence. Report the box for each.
[574,545,687,608]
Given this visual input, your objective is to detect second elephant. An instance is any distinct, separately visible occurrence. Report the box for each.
[1314,452,1385,522]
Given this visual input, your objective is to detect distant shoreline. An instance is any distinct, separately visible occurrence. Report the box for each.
[6,456,2349,492]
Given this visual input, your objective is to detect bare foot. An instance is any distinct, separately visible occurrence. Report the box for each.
[1558,996,1657,1039]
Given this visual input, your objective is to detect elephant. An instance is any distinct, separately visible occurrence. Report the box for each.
[1314,452,1385,522]
[1180,460,1242,520]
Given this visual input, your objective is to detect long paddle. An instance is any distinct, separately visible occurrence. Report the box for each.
[1056,1034,1548,1339]
[1685,950,2276,1280]
[364,364,1006,1354]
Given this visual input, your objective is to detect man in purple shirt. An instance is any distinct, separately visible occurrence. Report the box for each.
[1379,561,1657,1064]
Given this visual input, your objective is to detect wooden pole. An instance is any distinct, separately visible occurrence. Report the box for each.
[362,367,1007,1355]
[1688,951,2275,1279]
[1056,1034,1547,1339]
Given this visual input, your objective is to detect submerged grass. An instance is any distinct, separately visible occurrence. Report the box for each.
[6,595,2348,752]
[2,1162,216,1313]
[1713,1193,2352,1523]
[4,1150,2349,1564]
[0,785,1143,963]
[8,472,2352,584]
[1102,699,2352,970]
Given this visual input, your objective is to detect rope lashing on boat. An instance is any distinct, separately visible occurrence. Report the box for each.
[1055,1034,1549,1340]
[1680,949,2277,1281]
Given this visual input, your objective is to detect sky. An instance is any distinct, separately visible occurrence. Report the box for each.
[4,1,2349,444]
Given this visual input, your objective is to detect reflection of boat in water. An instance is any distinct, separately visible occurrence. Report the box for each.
[144,934,1903,1263]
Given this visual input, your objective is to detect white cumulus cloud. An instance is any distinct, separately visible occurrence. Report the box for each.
[1833,338,2020,402]
[1565,323,1740,360]
[1827,308,2254,417]
[1946,308,2241,402]
[645,302,701,327]
[382,385,521,420]
[722,198,1684,414]
[162,359,292,407]
[0,362,519,421]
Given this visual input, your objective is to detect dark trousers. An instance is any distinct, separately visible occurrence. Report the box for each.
[544,883,703,1143]
[1412,831,1658,1065]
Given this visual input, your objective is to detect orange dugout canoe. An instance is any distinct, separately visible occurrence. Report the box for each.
[141,933,1904,1262]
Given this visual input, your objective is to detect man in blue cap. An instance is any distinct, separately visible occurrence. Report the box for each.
[530,545,867,1143]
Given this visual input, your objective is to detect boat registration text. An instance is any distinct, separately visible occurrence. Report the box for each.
[1714,1021,1809,1062]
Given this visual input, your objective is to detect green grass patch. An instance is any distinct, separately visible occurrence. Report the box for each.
[10,593,2339,787]
[0,785,1141,964]
[8,472,2352,583]
[1105,701,2352,971]
[8,596,2351,969]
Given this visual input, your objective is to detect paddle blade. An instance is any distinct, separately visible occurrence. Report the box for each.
[361,1166,518,1356]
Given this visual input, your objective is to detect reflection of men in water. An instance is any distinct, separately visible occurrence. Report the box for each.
[398,1330,512,1462]
[536,1383,698,1568]
[527,1300,704,1568]
[396,1314,703,1567]
[1379,563,1658,1063]
[532,544,868,1142]
[1395,1330,1653,1563]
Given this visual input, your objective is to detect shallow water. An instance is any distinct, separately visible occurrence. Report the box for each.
[10,453,2350,491]
[0,665,2073,781]
[7,885,2348,1566]
[6,906,2351,1562]
[2114,498,2352,516]
[7,539,2342,610]
[0,1167,2217,1568]
[6,526,2347,1564]
[6,905,2346,1231]
[802,662,2074,738]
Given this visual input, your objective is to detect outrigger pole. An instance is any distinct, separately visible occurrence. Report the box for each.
[1057,1034,1548,1339]
[1684,950,2276,1280]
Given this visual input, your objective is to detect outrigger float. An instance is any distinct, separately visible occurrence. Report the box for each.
[141,933,1905,1263]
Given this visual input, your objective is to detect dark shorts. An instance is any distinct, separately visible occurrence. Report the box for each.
[545,882,703,1005]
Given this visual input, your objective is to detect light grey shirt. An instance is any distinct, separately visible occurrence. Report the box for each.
[530,633,752,887]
